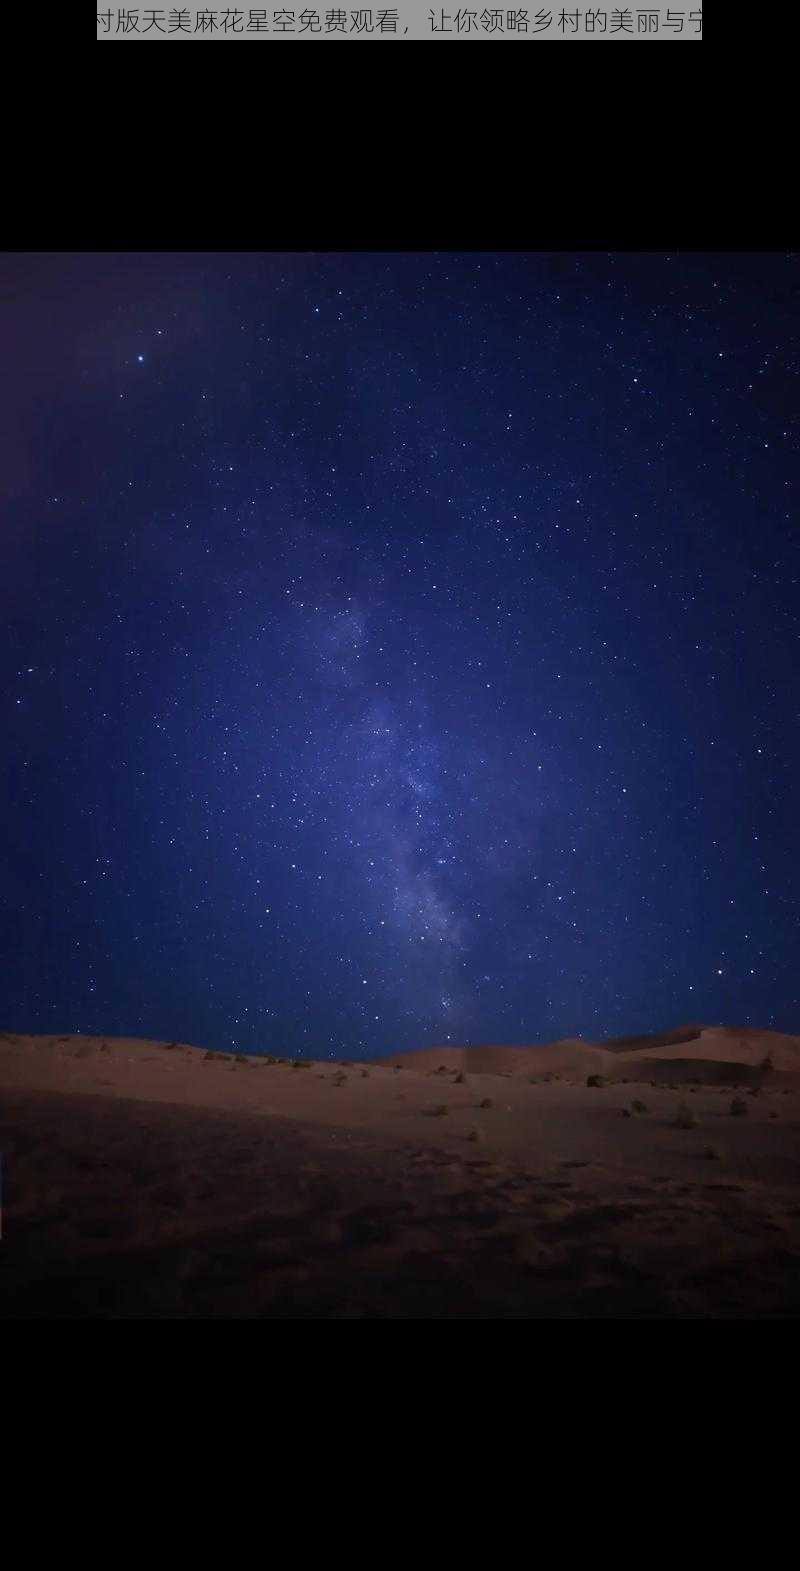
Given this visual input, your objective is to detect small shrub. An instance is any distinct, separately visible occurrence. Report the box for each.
[621,1108,632,1118]
[430,1103,449,1117]
[631,1099,648,1115]
[479,1097,493,1109]
[730,1097,748,1117]
[360,1068,369,1078]
[292,1059,310,1068]
[467,1126,483,1143]
[703,1145,720,1160]
[454,1071,466,1083]
[674,1101,698,1129]
[587,1075,608,1088]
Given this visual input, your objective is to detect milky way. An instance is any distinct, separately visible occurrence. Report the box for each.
[2,252,798,1057]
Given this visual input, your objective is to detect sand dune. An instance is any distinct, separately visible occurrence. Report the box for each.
[2,1027,800,1317]
[602,1025,705,1054]
[375,1039,615,1078]
[385,1027,800,1083]
[612,1027,800,1087]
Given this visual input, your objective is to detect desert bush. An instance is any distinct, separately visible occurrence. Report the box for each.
[631,1099,648,1114]
[479,1096,493,1109]
[703,1146,720,1160]
[674,1101,698,1129]
[621,1108,632,1118]
[730,1097,748,1117]
[430,1103,449,1116]
[467,1126,483,1142]
[587,1075,608,1088]
[454,1071,466,1083]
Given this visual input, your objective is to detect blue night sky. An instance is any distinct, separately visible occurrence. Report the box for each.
[2,251,798,1058]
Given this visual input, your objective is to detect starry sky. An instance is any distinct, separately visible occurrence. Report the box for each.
[2,251,798,1059]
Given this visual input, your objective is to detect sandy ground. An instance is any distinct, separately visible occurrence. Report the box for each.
[2,1028,800,1318]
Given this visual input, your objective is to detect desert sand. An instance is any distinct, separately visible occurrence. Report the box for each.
[2,1025,800,1317]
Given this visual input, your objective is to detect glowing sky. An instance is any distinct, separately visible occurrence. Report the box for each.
[2,251,797,1056]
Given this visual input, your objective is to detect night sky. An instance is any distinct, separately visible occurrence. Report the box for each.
[2,251,798,1059]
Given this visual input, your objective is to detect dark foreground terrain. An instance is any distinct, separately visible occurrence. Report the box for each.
[4,1085,800,1318]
